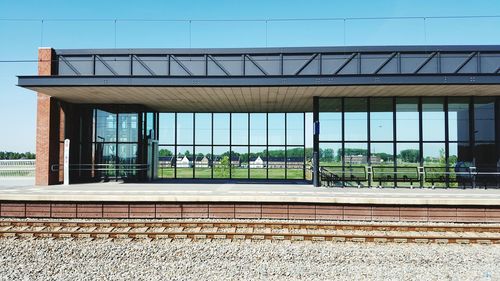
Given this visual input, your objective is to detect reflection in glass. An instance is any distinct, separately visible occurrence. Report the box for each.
[213,146,231,179]
[250,113,267,145]
[176,145,193,178]
[344,98,367,141]
[250,146,267,178]
[287,113,304,145]
[158,145,175,178]
[230,146,247,179]
[474,97,495,142]
[448,98,469,142]
[268,146,286,179]
[118,143,138,177]
[343,143,368,167]
[195,113,212,145]
[268,113,285,145]
[319,143,342,166]
[231,113,248,145]
[396,142,420,187]
[213,113,230,145]
[118,113,138,142]
[319,99,342,141]
[194,146,212,178]
[158,113,175,144]
[396,143,420,165]
[370,142,394,187]
[422,98,445,141]
[177,113,193,144]
[396,98,419,141]
[423,143,445,166]
[448,142,472,167]
[96,110,116,142]
[287,147,304,179]
[96,143,116,177]
[370,98,393,141]
[370,143,394,165]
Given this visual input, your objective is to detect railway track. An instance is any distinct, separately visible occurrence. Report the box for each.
[1,220,499,244]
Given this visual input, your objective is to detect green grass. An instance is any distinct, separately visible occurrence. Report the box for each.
[157,167,304,179]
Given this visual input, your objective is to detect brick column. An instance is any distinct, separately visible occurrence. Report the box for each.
[35,48,64,185]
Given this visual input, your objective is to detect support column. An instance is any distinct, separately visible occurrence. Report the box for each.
[313,96,320,187]
[35,48,64,185]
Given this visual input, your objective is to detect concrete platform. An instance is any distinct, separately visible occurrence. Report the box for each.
[1,178,500,206]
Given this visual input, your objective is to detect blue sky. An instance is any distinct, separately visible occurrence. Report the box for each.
[1,0,500,152]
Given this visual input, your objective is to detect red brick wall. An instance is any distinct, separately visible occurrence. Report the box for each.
[1,202,499,223]
[35,48,65,185]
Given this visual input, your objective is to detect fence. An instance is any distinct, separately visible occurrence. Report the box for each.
[0,160,36,177]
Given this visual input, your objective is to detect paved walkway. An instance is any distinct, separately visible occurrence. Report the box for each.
[0,178,500,205]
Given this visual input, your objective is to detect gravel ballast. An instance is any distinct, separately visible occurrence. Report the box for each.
[0,239,498,281]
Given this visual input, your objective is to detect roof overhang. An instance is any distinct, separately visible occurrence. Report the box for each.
[18,77,500,112]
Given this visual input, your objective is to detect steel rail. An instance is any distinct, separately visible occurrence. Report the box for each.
[1,220,499,233]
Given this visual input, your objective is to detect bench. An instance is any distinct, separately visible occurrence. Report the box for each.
[372,166,419,188]
[320,166,367,188]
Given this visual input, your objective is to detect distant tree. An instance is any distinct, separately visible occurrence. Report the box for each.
[0,151,36,160]
[158,149,173,157]
[216,155,230,177]
[398,149,419,163]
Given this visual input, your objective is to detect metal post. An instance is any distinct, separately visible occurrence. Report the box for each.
[63,139,70,185]
[313,97,320,187]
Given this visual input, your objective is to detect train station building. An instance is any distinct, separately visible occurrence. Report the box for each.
[17,46,500,187]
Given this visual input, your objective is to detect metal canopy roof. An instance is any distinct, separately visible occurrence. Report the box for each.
[17,45,500,112]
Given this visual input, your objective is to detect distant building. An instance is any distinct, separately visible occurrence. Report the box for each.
[342,155,381,165]
[213,156,240,167]
[176,156,192,168]
[158,156,174,168]
[249,156,304,168]
[194,156,211,168]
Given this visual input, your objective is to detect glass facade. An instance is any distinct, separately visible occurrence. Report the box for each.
[157,112,308,180]
[317,96,499,188]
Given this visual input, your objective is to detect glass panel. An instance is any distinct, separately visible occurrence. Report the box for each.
[370,98,393,141]
[146,112,155,139]
[371,143,394,188]
[250,113,267,145]
[177,113,193,144]
[231,113,248,145]
[396,143,420,165]
[343,142,368,187]
[213,146,231,179]
[158,145,175,178]
[176,145,193,178]
[449,142,472,167]
[319,98,342,141]
[422,142,446,188]
[319,143,342,166]
[159,113,175,145]
[423,143,445,166]
[287,113,304,145]
[396,142,420,187]
[250,146,267,179]
[95,143,116,178]
[422,98,445,141]
[95,110,116,142]
[230,146,247,179]
[195,113,212,145]
[118,113,138,142]
[268,146,286,179]
[474,97,495,142]
[268,113,285,145]
[213,113,230,145]
[475,142,497,168]
[194,146,212,178]
[344,98,367,141]
[118,143,138,177]
[396,98,419,141]
[286,147,304,179]
[448,98,470,142]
